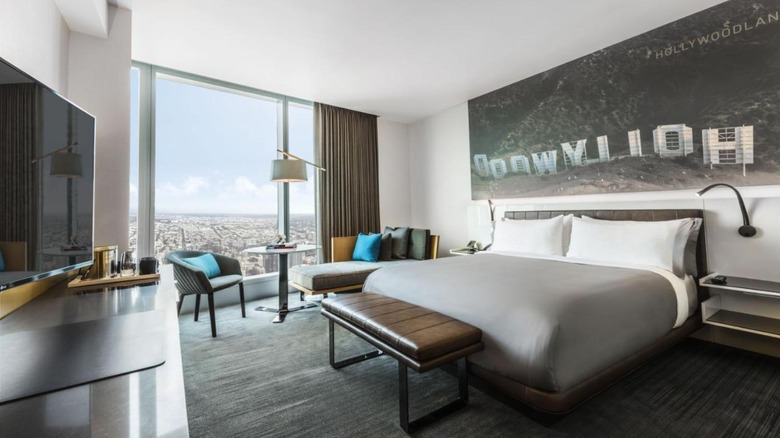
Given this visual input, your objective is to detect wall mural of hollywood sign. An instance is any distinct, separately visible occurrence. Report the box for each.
[468,0,780,200]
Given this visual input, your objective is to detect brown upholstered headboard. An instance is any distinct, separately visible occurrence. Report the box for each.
[503,209,708,302]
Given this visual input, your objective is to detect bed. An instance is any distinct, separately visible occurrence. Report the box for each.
[362,209,706,413]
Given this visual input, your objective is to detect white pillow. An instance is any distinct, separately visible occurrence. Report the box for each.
[562,214,574,255]
[567,216,686,272]
[490,215,564,256]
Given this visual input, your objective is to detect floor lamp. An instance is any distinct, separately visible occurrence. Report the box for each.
[270,148,326,242]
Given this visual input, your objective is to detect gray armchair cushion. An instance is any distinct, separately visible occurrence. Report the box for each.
[209,274,243,292]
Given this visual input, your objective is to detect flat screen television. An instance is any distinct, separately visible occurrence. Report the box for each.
[0,56,95,291]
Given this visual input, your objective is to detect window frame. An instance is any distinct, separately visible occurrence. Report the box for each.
[131,62,317,278]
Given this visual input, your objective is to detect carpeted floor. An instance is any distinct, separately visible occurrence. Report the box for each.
[178,295,780,437]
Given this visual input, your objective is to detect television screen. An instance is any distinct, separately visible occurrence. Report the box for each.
[0,57,95,291]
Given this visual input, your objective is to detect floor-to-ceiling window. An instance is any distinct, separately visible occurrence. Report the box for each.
[129,66,140,254]
[287,101,317,267]
[130,64,317,277]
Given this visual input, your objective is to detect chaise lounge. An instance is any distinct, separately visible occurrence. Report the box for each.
[288,229,439,297]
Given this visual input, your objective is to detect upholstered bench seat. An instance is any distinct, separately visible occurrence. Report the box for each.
[289,260,417,294]
[322,292,483,433]
[288,234,439,297]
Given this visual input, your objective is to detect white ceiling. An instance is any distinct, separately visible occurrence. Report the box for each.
[127,0,727,123]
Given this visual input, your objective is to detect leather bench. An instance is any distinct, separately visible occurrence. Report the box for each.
[321,292,483,434]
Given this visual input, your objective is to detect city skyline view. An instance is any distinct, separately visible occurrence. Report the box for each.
[129,213,317,277]
[129,68,318,276]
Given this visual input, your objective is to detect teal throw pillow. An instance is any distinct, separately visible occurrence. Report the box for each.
[0,249,5,271]
[352,233,382,263]
[182,253,222,278]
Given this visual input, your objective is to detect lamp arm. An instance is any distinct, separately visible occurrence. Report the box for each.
[697,183,756,237]
[31,143,77,164]
[276,149,326,172]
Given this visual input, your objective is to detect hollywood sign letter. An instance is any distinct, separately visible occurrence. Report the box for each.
[702,125,754,176]
[532,151,558,175]
[473,154,490,177]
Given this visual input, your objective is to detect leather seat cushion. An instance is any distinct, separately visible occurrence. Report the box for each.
[322,292,482,361]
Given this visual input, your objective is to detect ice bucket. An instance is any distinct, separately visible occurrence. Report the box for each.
[86,245,117,279]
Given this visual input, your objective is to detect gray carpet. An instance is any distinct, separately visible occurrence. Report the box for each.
[179,296,780,437]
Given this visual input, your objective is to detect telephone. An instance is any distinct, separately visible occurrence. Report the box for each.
[453,241,479,253]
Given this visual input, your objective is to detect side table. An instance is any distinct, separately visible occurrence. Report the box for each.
[244,244,319,323]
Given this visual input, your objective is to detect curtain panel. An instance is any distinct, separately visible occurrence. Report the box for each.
[0,83,40,269]
[315,103,380,262]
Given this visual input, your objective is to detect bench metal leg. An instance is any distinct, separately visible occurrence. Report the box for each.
[328,319,383,369]
[399,358,469,434]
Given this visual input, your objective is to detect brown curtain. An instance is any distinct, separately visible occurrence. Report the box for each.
[315,103,380,262]
[0,83,40,269]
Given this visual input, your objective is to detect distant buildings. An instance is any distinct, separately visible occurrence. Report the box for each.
[129,214,317,277]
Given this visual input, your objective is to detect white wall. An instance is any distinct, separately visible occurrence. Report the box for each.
[377,118,412,227]
[409,103,780,283]
[0,0,70,93]
[1,2,132,252]
[409,103,472,251]
[67,6,132,250]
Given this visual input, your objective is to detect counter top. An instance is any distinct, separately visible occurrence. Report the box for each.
[0,275,189,437]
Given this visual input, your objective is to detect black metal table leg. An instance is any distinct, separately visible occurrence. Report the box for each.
[255,253,316,322]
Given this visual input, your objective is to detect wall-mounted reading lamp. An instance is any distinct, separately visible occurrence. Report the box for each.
[696,183,756,237]
[31,144,82,178]
[270,149,326,182]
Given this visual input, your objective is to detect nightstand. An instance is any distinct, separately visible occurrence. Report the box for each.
[700,273,780,340]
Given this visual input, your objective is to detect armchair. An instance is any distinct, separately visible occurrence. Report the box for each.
[166,250,246,338]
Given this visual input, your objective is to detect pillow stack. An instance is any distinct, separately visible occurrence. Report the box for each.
[488,214,702,278]
[352,227,432,262]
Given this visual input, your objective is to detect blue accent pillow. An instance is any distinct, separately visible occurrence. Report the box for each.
[352,233,382,263]
[181,254,221,278]
[0,249,5,271]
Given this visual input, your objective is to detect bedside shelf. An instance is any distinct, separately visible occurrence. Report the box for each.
[699,273,780,298]
[703,307,780,339]
[700,274,780,341]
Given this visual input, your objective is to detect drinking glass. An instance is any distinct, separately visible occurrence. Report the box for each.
[120,251,137,277]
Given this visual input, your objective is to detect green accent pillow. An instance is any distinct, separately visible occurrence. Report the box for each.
[182,254,222,278]
[383,226,410,259]
[407,228,431,260]
[378,233,393,261]
[352,233,382,262]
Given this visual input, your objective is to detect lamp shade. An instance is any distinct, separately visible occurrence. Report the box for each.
[271,159,307,182]
[50,152,82,178]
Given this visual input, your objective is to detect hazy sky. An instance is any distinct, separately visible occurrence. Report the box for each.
[129,70,315,215]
